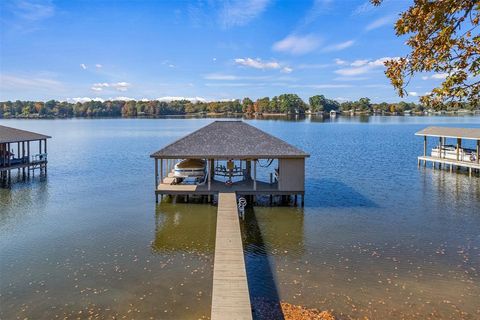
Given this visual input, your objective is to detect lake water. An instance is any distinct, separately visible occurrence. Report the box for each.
[1,116,479,319]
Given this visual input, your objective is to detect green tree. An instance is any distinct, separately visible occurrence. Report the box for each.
[372,0,479,107]
[242,97,254,113]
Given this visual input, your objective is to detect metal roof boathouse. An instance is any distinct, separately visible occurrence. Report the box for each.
[150,121,309,204]
[0,125,51,185]
[416,126,480,176]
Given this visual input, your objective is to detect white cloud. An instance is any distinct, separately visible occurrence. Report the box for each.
[301,0,334,25]
[297,63,331,69]
[66,97,105,103]
[408,91,418,96]
[335,57,398,76]
[289,84,353,89]
[431,73,449,79]
[203,73,296,82]
[0,74,62,91]
[11,0,55,21]
[80,63,87,70]
[219,0,270,28]
[334,97,350,102]
[91,82,131,92]
[156,96,207,102]
[421,73,449,80]
[204,74,240,80]
[323,40,355,52]
[234,58,280,69]
[95,64,102,68]
[365,15,396,31]
[334,58,347,65]
[281,67,293,73]
[113,96,134,101]
[352,1,374,15]
[334,76,369,81]
[350,59,369,67]
[272,34,321,55]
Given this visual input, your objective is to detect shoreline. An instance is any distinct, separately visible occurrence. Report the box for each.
[1,111,479,120]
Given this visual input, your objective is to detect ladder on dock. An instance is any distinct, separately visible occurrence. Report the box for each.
[211,192,252,320]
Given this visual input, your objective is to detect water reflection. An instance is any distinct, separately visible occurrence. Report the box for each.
[152,201,216,254]
[242,206,305,319]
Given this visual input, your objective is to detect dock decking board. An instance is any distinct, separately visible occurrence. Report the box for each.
[418,156,480,169]
[211,192,252,320]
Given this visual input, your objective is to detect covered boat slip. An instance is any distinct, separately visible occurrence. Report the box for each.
[0,125,51,184]
[416,126,480,176]
[150,121,309,203]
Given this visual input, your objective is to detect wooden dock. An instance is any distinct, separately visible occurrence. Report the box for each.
[418,156,480,176]
[211,192,252,320]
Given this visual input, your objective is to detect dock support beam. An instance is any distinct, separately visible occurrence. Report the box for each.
[253,159,257,191]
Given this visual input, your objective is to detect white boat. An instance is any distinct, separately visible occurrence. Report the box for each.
[431,145,477,162]
[174,159,206,178]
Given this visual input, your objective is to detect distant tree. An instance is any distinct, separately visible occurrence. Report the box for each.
[242,97,254,113]
[372,0,479,107]
[309,95,339,112]
[254,97,270,113]
[278,94,306,113]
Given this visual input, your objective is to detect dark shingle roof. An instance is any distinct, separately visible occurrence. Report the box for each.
[415,126,480,140]
[0,125,51,144]
[150,121,309,159]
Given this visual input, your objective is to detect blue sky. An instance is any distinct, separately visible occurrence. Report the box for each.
[0,0,448,103]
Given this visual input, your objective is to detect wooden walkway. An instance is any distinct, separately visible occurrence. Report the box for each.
[211,192,252,320]
[418,156,480,176]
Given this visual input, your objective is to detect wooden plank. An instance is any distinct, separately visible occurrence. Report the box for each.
[418,156,480,170]
[211,193,252,320]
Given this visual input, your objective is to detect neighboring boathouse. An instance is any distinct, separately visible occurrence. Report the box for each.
[150,120,309,204]
[416,126,480,176]
[0,125,51,185]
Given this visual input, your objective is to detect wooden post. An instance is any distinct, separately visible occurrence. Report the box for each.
[477,140,479,164]
[438,137,442,168]
[210,159,215,180]
[253,159,257,191]
[160,158,163,182]
[456,138,461,161]
[423,136,427,156]
[27,141,30,178]
[208,159,212,191]
[44,139,47,174]
[155,158,158,187]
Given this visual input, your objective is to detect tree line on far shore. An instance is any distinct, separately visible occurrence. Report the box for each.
[0,94,477,119]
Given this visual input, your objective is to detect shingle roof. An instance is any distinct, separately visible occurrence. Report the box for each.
[150,121,309,159]
[415,126,480,140]
[0,125,51,144]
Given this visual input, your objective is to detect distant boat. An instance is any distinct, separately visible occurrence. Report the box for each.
[329,110,337,118]
[174,159,206,178]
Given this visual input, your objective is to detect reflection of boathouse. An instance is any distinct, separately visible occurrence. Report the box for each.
[0,125,51,185]
[416,126,480,176]
[150,121,309,204]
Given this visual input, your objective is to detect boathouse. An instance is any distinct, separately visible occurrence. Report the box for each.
[150,120,309,204]
[0,125,51,184]
[416,126,480,176]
